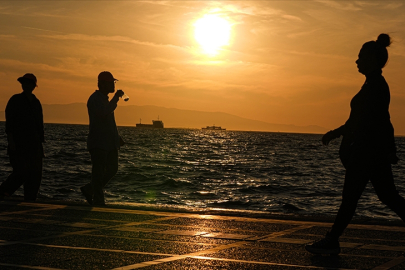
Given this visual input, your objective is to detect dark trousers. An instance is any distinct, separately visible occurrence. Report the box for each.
[82,148,118,204]
[330,163,405,238]
[0,152,43,201]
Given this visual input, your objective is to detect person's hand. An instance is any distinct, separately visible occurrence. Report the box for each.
[115,89,124,99]
[322,130,337,146]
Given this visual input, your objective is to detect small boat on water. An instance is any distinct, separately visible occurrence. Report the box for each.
[136,117,164,128]
[202,125,226,131]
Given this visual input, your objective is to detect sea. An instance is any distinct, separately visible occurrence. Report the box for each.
[1,122,405,221]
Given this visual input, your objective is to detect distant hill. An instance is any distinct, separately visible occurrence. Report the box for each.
[0,103,327,134]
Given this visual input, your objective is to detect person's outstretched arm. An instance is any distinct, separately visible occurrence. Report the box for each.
[322,125,345,145]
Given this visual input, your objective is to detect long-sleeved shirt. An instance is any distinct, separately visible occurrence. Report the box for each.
[5,92,44,156]
[87,90,120,151]
[334,70,396,166]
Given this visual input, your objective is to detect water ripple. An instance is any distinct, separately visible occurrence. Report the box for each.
[1,123,405,220]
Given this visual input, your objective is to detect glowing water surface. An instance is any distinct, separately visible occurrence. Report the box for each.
[1,123,404,220]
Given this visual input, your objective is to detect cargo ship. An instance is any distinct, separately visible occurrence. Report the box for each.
[136,117,164,128]
[202,125,226,131]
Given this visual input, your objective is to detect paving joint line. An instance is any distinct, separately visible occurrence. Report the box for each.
[0,216,184,247]
[5,202,334,226]
[372,255,405,270]
[6,228,404,258]
[23,242,177,257]
[189,256,356,270]
[111,240,250,270]
[248,224,314,241]
[15,231,401,259]
[5,236,399,266]
[0,205,64,216]
[293,233,405,245]
[117,221,313,238]
[0,215,175,246]
[0,263,63,270]
[8,213,127,225]
[5,202,405,232]
[0,211,177,229]
[67,231,221,247]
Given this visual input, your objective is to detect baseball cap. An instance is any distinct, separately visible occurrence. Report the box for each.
[17,73,37,86]
[98,71,118,82]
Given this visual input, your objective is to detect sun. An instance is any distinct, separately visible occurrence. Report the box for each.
[194,14,231,56]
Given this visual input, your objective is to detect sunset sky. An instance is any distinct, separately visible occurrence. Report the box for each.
[1,1,405,133]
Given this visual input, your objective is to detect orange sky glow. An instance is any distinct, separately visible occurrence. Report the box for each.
[1,1,405,133]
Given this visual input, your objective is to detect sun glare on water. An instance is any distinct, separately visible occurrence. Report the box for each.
[194,14,231,56]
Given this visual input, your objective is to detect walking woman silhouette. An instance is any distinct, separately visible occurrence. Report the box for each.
[305,34,405,255]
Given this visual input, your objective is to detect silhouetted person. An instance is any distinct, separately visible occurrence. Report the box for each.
[305,34,405,255]
[80,71,125,206]
[0,73,44,201]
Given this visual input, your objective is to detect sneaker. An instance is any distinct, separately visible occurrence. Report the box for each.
[305,233,341,255]
[80,186,93,205]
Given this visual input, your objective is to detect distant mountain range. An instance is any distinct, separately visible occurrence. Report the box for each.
[0,103,327,134]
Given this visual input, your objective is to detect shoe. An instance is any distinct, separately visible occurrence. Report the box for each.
[80,186,93,205]
[305,233,341,255]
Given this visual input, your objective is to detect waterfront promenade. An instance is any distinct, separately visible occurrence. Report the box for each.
[1,199,405,269]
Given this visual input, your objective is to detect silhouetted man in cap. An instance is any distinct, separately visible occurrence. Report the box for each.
[0,73,44,201]
[80,71,124,206]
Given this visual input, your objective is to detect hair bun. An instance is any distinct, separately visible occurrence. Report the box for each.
[376,33,391,47]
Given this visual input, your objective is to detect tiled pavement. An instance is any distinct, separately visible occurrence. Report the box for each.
[0,201,405,269]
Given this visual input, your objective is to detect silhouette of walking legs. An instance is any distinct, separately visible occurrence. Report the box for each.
[81,149,118,206]
[372,164,405,220]
[22,156,43,201]
[0,152,42,201]
[329,163,405,239]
